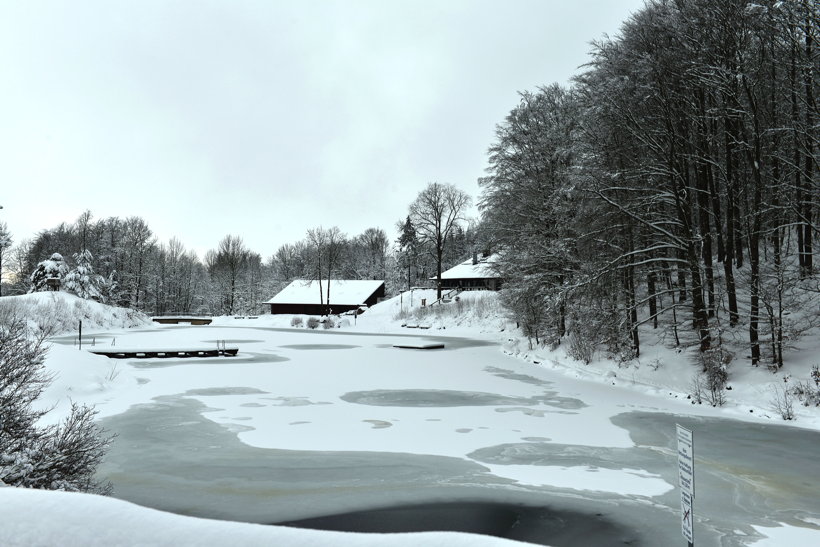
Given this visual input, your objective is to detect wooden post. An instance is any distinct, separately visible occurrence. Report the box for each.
[78,320,82,350]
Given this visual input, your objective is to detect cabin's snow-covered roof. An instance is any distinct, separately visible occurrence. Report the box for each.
[435,254,501,280]
[265,280,384,306]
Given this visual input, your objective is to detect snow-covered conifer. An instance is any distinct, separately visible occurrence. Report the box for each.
[28,253,69,293]
[63,249,104,301]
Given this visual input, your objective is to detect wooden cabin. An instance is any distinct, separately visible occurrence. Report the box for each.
[265,280,385,315]
[431,253,503,291]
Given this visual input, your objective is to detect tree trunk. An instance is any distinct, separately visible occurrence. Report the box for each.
[695,88,715,317]
[802,10,814,275]
[722,112,740,325]
[648,269,658,329]
[746,102,763,366]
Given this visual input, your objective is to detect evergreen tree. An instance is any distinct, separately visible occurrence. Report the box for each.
[63,249,105,301]
[28,253,68,293]
[396,216,419,290]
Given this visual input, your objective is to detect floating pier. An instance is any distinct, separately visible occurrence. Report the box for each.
[392,342,445,350]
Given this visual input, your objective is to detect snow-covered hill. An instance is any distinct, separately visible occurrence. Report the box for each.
[0,291,151,335]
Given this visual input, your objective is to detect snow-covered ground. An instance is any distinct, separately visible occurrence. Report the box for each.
[0,291,151,335]
[1,290,818,546]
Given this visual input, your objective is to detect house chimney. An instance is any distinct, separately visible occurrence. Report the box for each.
[472,250,478,265]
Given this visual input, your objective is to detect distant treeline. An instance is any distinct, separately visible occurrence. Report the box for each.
[4,206,481,315]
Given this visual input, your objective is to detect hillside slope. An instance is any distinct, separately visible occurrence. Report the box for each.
[0,291,151,335]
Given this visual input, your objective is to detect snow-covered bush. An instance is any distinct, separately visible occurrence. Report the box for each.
[322,317,336,329]
[0,309,112,494]
[290,316,303,328]
[689,348,729,407]
[567,330,594,364]
[769,381,795,420]
[792,380,820,407]
[791,365,820,407]
[500,284,550,348]
[29,253,68,293]
[63,250,105,301]
[698,347,729,406]
[306,317,320,329]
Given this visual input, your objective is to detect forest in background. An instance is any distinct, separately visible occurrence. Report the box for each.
[0,202,480,317]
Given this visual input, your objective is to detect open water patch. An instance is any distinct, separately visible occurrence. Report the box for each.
[341,389,586,410]
[484,366,552,387]
[277,501,636,546]
[96,397,708,545]
[184,387,269,396]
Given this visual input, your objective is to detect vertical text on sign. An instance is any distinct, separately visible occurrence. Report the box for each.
[677,424,694,544]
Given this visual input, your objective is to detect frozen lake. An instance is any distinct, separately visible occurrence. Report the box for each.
[75,325,820,546]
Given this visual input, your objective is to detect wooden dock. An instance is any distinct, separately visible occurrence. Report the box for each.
[89,347,238,359]
[152,316,213,325]
[393,342,445,350]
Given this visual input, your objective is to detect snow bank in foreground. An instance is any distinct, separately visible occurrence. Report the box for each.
[0,487,537,547]
[0,291,151,335]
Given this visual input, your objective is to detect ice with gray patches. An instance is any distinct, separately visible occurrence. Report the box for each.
[340,388,586,410]
[184,387,269,396]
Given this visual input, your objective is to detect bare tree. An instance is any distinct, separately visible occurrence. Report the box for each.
[306,227,328,308]
[409,182,472,299]
[306,226,347,314]
[207,235,250,315]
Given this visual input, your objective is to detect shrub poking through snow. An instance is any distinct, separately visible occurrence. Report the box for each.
[567,330,594,364]
[322,317,336,329]
[770,381,795,420]
[0,309,113,494]
[290,316,303,328]
[791,365,820,407]
[699,347,730,407]
[306,317,320,329]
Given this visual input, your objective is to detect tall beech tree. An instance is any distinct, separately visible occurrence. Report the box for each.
[409,182,471,300]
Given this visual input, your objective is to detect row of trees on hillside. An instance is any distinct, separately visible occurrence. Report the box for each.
[481,0,818,370]
[5,184,479,315]
[3,212,268,315]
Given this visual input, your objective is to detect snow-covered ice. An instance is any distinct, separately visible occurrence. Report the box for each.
[2,290,819,546]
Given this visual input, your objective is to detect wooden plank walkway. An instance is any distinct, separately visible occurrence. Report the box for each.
[89,347,238,359]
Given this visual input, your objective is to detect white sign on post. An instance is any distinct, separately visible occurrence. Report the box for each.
[677,424,694,544]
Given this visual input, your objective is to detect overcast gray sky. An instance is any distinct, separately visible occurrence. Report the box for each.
[1,0,644,259]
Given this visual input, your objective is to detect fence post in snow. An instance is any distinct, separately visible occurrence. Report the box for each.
[78,320,82,350]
